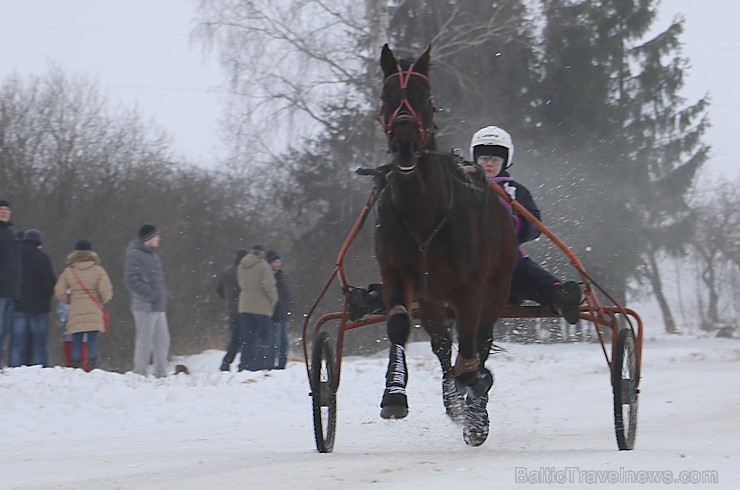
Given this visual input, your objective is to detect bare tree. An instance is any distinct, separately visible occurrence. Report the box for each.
[688,177,740,331]
[0,67,276,370]
[193,0,529,166]
[194,0,376,165]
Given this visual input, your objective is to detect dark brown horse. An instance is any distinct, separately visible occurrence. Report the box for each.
[375,44,518,446]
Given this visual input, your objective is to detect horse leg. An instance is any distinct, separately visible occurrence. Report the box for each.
[434,331,465,424]
[421,299,465,424]
[451,296,494,447]
[380,303,412,419]
[460,273,513,446]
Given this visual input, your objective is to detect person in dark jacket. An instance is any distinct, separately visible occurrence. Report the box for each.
[469,126,581,324]
[124,224,170,377]
[266,250,293,369]
[217,248,248,372]
[8,229,56,367]
[0,199,22,366]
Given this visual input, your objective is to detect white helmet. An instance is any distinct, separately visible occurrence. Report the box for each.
[470,125,514,168]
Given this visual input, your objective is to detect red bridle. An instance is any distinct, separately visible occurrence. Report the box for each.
[379,63,436,146]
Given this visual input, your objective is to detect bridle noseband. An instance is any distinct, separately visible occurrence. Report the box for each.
[379,63,436,148]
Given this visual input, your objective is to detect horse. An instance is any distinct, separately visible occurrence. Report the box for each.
[374,44,518,446]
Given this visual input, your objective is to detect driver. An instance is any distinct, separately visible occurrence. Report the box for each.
[469,125,581,324]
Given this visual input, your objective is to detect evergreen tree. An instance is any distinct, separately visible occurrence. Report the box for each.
[534,0,708,332]
[384,0,540,150]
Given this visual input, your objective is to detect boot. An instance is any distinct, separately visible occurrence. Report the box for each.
[276,355,287,370]
[552,281,582,325]
[367,283,385,314]
[71,360,81,369]
[347,287,371,321]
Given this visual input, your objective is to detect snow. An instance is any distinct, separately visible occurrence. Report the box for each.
[3,330,739,489]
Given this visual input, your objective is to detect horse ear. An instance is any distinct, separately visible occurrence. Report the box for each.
[380,43,397,77]
[414,44,432,75]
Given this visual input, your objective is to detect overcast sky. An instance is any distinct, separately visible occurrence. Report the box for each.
[0,0,736,178]
[0,0,223,164]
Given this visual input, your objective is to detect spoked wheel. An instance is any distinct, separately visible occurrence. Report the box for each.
[612,327,639,450]
[310,331,338,453]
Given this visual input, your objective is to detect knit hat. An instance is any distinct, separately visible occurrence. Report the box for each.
[138,224,159,242]
[266,250,280,263]
[23,229,43,245]
[0,199,10,208]
[234,248,248,265]
[75,239,93,251]
[251,243,265,252]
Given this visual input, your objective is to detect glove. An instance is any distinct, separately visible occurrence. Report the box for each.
[450,148,466,164]
[502,182,517,201]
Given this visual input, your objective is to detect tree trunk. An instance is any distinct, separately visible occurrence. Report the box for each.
[699,256,720,329]
[645,251,678,333]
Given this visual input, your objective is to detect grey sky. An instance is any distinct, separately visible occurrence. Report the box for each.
[0,0,736,178]
[0,0,223,163]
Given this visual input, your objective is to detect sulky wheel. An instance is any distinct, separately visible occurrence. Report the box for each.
[310,330,338,453]
[612,327,639,450]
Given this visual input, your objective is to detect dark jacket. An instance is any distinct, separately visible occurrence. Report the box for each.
[217,263,240,315]
[491,171,541,244]
[271,269,293,322]
[124,239,168,312]
[0,221,21,298]
[15,241,56,313]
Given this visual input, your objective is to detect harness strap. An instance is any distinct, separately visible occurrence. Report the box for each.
[396,172,454,299]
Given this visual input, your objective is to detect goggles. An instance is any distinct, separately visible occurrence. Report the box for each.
[477,155,504,164]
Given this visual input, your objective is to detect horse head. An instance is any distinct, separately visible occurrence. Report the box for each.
[379,44,436,173]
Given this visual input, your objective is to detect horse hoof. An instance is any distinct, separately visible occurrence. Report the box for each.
[380,405,409,419]
[462,393,490,447]
[463,424,490,447]
[380,391,408,419]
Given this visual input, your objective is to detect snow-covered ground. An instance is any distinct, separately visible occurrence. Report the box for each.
[3,328,738,489]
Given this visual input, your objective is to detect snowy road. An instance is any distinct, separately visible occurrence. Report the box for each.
[3,334,738,489]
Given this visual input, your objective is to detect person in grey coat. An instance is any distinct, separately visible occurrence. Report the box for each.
[124,224,170,377]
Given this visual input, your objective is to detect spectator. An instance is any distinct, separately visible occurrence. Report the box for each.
[56,300,89,370]
[124,225,170,377]
[217,248,248,372]
[266,250,293,370]
[54,239,113,371]
[237,244,277,371]
[0,199,21,366]
[9,229,56,367]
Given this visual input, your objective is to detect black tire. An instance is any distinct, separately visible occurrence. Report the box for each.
[612,328,639,450]
[311,331,337,453]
